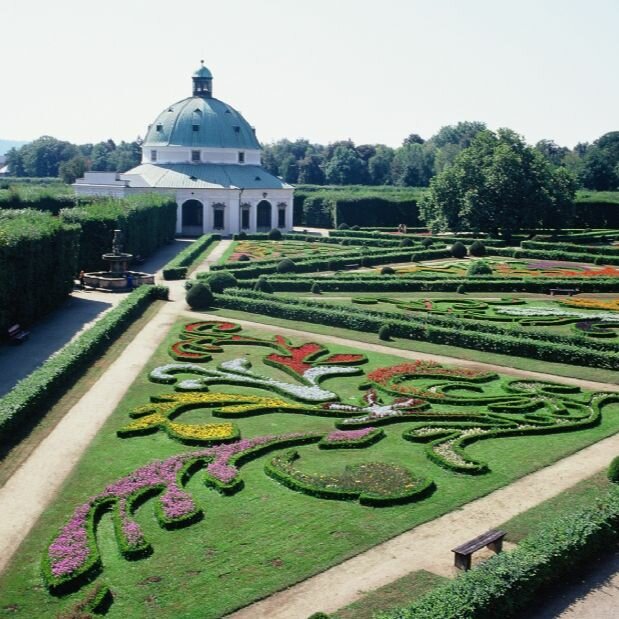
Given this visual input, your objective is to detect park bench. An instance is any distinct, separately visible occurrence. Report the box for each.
[549,287,580,296]
[343,263,360,269]
[451,529,506,571]
[7,323,30,344]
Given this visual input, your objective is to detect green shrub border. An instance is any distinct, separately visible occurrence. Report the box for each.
[162,234,221,280]
[379,485,619,619]
[0,285,169,448]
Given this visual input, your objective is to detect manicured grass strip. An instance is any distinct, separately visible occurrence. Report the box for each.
[0,285,169,448]
[162,234,220,279]
[379,485,619,619]
[499,471,612,543]
[331,570,448,619]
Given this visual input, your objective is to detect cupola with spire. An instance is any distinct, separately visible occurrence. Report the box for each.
[192,60,213,97]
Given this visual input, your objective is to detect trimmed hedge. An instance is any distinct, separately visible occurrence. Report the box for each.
[378,486,619,619]
[0,184,79,215]
[0,285,169,448]
[162,234,220,280]
[215,290,619,369]
[61,194,177,271]
[0,209,80,332]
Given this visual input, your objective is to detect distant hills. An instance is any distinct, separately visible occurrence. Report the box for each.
[0,139,28,155]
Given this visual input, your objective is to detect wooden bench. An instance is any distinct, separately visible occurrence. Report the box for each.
[344,263,360,269]
[451,529,506,571]
[7,323,30,344]
[549,288,580,296]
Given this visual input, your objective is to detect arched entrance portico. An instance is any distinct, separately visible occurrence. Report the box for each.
[181,200,204,236]
[256,200,272,231]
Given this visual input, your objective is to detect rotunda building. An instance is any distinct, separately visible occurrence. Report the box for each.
[75,63,293,235]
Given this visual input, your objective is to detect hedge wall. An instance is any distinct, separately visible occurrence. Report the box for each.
[215,290,619,369]
[521,239,619,257]
[0,285,169,449]
[61,194,177,271]
[0,209,80,332]
[162,234,220,280]
[379,486,619,619]
[0,184,78,215]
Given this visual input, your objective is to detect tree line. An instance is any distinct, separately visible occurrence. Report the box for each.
[4,124,619,191]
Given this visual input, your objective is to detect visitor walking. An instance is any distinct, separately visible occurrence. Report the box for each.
[78,270,85,290]
[126,273,134,291]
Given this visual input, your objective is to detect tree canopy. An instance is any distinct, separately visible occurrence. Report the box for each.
[419,129,577,238]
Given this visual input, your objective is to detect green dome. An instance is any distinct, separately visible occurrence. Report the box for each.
[193,62,213,79]
[143,96,260,150]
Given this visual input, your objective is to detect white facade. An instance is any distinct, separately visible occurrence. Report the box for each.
[74,64,294,236]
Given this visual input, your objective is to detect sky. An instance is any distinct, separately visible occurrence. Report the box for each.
[0,0,617,149]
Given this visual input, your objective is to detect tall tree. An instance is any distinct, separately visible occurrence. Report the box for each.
[419,129,577,239]
[324,145,366,185]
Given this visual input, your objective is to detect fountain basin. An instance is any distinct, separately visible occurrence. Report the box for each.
[83,271,155,291]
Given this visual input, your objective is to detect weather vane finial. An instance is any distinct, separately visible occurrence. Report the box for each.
[200,59,204,65]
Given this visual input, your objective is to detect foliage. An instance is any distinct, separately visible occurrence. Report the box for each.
[420,129,578,238]
[469,240,486,256]
[0,285,168,446]
[206,270,237,293]
[61,194,177,271]
[311,282,322,294]
[467,260,493,276]
[277,258,296,273]
[162,234,220,280]
[268,228,283,240]
[450,241,467,258]
[608,456,619,483]
[254,275,273,293]
[378,324,392,341]
[185,282,214,309]
[0,209,80,332]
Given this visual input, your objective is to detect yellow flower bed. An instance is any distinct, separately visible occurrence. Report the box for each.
[561,298,619,311]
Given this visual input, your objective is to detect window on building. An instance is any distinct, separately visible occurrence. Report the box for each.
[238,151,245,163]
[241,208,250,229]
[213,208,224,230]
[191,150,201,162]
[278,208,286,228]
[156,124,163,131]
[192,124,200,132]
[150,150,157,162]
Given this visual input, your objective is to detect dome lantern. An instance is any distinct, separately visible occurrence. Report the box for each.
[192,60,213,98]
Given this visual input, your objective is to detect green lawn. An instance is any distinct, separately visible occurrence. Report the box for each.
[2,317,619,618]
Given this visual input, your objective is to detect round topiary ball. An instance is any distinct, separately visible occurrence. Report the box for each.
[254,276,273,293]
[469,240,486,257]
[456,284,466,294]
[311,282,322,294]
[186,282,214,309]
[467,260,493,276]
[207,270,237,293]
[378,324,392,341]
[451,241,467,258]
[277,258,296,274]
[608,455,619,483]
[237,231,247,240]
[421,238,433,249]
[381,266,395,275]
[238,254,250,262]
[350,225,360,231]
[400,237,413,247]
[337,222,350,230]
[268,228,283,240]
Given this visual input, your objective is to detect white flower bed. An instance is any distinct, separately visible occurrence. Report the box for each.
[496,306,619,322]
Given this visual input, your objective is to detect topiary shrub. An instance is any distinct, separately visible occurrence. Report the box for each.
[467,260,493,276]
[381,266,395,275]
[237,254,250,262]
[595,256,606,265]
[311,282,322,295]
[378,324,392,341]
[277,258,296,273]
[457,284,466,294]
[421,238,433,248]
[337,222,350,230]
[360,256,371,267]
[400,237,413,247]
[307,614,330,619]
[608,456,619,483]
[350,225,360,231]
[207,270,237,293]
[469,240,486,257]
[237,231,247,240]
[186,282,214,309]
[268,228,283,240]
[254,276,273,293]
[451,241,467,258]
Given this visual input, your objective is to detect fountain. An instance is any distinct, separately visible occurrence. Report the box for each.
[83,229,155,291]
